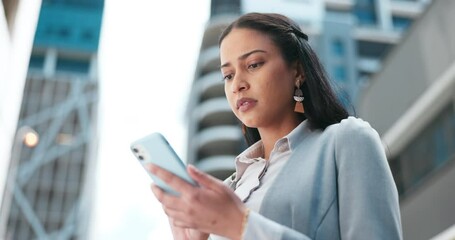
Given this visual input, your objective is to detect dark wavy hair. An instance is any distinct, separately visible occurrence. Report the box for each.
[219,12,350,146]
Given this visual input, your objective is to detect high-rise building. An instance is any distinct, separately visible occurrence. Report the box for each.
[186,0,431,180]
[0,0,104,239]
[359,0,455,238]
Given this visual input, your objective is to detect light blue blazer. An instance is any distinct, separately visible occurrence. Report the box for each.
[242,117,403,239]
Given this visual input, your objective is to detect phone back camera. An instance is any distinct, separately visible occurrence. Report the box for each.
[138,155,144,161]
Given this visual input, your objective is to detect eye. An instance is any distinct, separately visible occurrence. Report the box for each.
[248,62,264,70]
[222,73,234,81]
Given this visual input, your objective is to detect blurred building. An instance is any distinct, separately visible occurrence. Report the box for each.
[0,0,104,239]
[359,0,455,239]
[186,0,431,180]
[0,0,42,212]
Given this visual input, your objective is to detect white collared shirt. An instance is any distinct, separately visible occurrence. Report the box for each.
[211,121,307,240]
[233,138,290,212]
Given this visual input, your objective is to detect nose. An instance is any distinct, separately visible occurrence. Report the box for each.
[231,73,249,93]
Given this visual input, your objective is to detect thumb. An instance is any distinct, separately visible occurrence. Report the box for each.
[187,165,222,190]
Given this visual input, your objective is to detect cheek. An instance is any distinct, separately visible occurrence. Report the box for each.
[264,73,294,98]
[263,78,295,107]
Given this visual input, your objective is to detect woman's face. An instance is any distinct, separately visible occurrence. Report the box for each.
[220,28,301,130]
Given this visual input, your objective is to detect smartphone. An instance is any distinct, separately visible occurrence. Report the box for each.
[130,132,197,196]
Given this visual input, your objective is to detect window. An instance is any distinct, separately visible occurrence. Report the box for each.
[334,65,347,82]
[391,103,455,196]
[29,55,45,70]
[353,0,378,26]
[392,16,412,31]
[210,0,240,18]
[332,39,345,57]
[56,57,90,74]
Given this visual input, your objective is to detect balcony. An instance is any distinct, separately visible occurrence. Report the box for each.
[195,126,242,160]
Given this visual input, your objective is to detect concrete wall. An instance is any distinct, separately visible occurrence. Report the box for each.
[359,0,455,136]
[358,0,455,239]
[400,159,455,240]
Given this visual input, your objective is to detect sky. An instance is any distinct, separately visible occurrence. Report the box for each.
[91,1,210,239]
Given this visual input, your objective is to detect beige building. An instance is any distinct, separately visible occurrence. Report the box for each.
[359,0,455,239]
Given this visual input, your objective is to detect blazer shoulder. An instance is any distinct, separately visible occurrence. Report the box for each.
[326,116,380,140]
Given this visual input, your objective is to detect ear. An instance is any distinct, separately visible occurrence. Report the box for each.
[291,61,305,84]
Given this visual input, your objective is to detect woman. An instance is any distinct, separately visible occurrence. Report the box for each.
[148,12,402,240]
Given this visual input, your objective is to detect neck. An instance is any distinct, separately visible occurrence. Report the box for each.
[258,118,302,160]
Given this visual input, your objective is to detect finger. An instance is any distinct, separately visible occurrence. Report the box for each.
[163,206,187,220]
[171,218,196,229]
[187,165,224,191]
[150,183,166,201]
[163,205,184,219]
[168,222,188,240]
[150,184,182,211]
[147,163,195,195]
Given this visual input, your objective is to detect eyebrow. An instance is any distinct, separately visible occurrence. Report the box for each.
[220,49,267,69]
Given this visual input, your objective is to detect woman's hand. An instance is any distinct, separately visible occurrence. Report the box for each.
[168,219,209,240]
[147,164,247,240]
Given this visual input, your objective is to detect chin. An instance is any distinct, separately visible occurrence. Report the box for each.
[242,120,259,129]
[239,114,260,128]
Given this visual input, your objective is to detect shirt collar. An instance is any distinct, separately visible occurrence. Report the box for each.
[236,140,264,163]
[286,119,309,151]
[233,119,309,180]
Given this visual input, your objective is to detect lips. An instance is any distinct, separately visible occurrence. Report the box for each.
[236,98,257,112]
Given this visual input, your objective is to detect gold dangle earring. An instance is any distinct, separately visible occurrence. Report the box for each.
[293,80,305,113]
